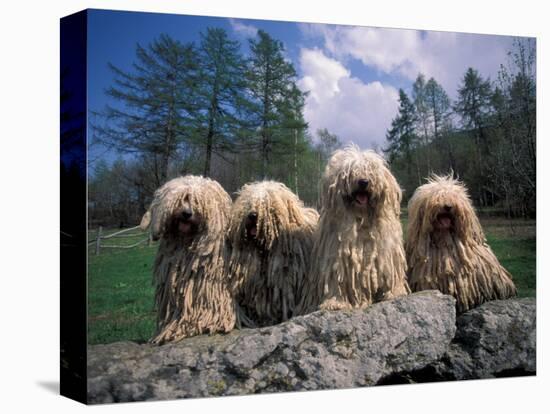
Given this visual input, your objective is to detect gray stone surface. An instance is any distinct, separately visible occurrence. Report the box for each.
[87,291,536,403]
[378,297,536,384]
[87,290,456,403]
[436,297,536,380]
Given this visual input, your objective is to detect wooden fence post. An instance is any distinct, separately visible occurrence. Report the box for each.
[95,226,102,255]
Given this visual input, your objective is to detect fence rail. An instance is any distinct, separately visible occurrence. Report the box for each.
[88,225,152,255]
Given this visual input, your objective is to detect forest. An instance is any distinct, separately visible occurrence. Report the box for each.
[86,28,535,227]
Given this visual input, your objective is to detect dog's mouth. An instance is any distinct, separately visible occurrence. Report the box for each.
[178,221,194,234]
[247,225,257,238]
[435,212,453,230]
[351,190,370,207]
[175,209,199,237]
[245,212,258,240]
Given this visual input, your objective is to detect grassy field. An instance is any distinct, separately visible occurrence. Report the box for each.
[87,218,536,345]
[88,228,157,345]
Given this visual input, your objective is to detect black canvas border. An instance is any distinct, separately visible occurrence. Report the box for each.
[60,9,88,404]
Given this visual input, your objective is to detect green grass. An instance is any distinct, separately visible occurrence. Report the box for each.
[87,219,536,345]
[481,218,536,298]
[88,244,157,345]
[485,234,536,298]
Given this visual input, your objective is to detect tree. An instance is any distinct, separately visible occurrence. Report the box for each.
[425,77,454,170]
[454,68,493,205]
[385,89,418,177]
[412,74,431,148]
[244,30,305,178]
[195,28,247,176]
[312,128,342,203]
[277,84,308,194]
[316,128,342,162]
[93,34,199,187]
[501,38,536,182]
[490,38,536,216]
[454,67,493,155]
[425,78,452,140]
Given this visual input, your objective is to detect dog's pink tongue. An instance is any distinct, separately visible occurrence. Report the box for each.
[356,193,368,205]
[439,216,451,228]
[250,227,257,236]
[179,222,192,234]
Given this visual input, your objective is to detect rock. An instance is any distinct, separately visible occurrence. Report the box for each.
[439,297,536,380]
[379,297,536,384]
[87,292,536,403]
[87,290,456,403]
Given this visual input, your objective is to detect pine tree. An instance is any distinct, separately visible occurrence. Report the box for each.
[412,74,431,147]
[93,34,199,186]
[454,67,493,155]
[195,28,247,177]
[425,77,454,170]
[276,84,308,194]
[385,89,417,175]
[454,68,493,205]
[244,30,304,178]
[316,128,342,163]
[425,78,452,141]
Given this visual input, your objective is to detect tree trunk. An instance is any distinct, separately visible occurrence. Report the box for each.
[160,150,170,185]
[161,103,175,184]
[204,131,213,177]
[446,139,456,172]
[261,59,271,179]
[261,128,268,179]
[294,129,299,196]
[423,123,431,172]
[204,74,220,178]
[473,133,485,207]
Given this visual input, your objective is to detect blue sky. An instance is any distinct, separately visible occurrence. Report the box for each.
[87,9,527,154]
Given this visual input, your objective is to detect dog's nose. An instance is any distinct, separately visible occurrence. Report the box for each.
[444,205,452,212]
[358,179,369,189]
[180,209,192,221]
[248,212,258,221]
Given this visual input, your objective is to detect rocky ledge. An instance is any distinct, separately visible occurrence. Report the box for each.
[87,291,536,403]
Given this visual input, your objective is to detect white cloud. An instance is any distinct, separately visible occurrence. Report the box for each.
[301,24,514,98]
[298,48,399,149]
[228,19,258,38]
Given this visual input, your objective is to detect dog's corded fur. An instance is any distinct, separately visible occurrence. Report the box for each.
[406,174,516,313]
[140,175,235,344]
[297,145,410,313]
[226,181,319,327]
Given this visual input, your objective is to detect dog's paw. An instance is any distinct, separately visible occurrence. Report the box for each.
[319,298,352,311]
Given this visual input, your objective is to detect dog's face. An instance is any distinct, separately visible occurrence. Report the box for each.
[233,187,278,248]
[343,177,373,216]
[229,181,310,250]
[323,147,402,219]
[432,203,456,233]
[427,194,459,236]
[407,175,483,243]
[140,176,231,242]
[167,197,201,240]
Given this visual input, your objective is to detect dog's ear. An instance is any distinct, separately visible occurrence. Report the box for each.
[405,196,426,256]
[459,203,485,243]
[141,208,162,241]
[382,167,402,217]
[140,209,152,230]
